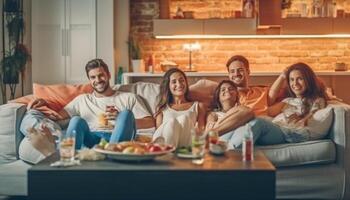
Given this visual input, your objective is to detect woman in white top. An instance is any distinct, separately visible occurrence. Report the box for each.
[221,62,330,149]
[152,68,206,147]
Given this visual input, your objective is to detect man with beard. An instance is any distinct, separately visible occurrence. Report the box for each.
[26,59,154,153]
[205,55,285,135]
[226,55,285,115]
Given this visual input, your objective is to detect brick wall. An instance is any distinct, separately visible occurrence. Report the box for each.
[130,0,350,72]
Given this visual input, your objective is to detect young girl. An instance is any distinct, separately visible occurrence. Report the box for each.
[205,80,254,142]
[152,68,206,147]
[226,62,330,149]
[206,80,254,138]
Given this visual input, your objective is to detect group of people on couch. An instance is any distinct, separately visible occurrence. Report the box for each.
[21,55,331,163]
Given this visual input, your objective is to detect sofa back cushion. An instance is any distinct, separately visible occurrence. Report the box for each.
[0,103,26,163]
[33,83,93,111]
[114,82,160,115]
[189,79,218,109]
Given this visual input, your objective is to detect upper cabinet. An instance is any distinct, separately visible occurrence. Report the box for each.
[154,18,257,36]
[153,0,350,37]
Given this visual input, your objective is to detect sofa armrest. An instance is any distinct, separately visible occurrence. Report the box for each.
[327,101,350,199]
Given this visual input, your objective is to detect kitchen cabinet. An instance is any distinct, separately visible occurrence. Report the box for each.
[204,19,256,35]
[153,19,203,35]
[32,0,96,84]
[333,18,350,33]
[153,18,257,36]
[281,18,333,34]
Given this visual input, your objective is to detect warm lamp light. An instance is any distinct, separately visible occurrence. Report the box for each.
[183,42,201,72]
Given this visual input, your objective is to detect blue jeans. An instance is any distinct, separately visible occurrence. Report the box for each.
[66,110,136,149]
[220,117,286,149]
[20,109,62,137]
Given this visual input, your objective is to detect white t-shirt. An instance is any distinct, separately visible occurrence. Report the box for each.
[64,91,150,131]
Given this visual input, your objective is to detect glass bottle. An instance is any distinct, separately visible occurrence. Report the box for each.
[242,123,254,161]
[147,55,154,73]
[117,66,123,84]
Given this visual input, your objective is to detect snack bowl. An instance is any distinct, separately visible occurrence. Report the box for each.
[209,141,227,155]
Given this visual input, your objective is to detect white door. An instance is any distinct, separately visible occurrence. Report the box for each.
[65,0,96,84]
[32,0,96,84]
[32,0,65,84]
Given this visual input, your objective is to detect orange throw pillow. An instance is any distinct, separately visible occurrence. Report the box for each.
[33,83,93,111]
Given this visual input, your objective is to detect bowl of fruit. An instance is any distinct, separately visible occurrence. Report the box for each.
[93,139,175,161]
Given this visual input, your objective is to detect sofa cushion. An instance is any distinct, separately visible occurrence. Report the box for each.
[307,106,333,140]
[0,160,31,195]
[0,103,26,164]
[189,79,218,109]
[258,139,336,167]
[115,82,160,115]
[33,83,93,111]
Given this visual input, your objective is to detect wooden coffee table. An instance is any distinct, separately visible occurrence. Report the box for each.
[28,150,275,200]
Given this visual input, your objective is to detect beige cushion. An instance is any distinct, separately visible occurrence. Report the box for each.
[114,82,160,115]
[307,106,333,140]
[189,79,218,109]
[259,139,336,167]
[0,103,24,164]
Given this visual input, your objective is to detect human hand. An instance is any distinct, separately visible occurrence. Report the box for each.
[280,67,288,79]
[27,126,56,156]
[105,105,119,120]
[46,112,64,121]
[287,114,307,127]
[27,98,47,110]
[287,113,303,124]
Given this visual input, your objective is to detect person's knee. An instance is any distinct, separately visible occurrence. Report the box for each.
[118,110,135,120]
[250,117,269,129]
[69,116,84,124]
[20,110,46,136]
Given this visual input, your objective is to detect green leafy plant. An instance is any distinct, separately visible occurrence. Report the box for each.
[1,0,30,103]
[128,36,142,60]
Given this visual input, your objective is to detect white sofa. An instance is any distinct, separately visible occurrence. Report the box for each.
[1,81,350,199]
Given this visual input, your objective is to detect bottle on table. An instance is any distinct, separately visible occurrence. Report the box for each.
[242,123,254,161]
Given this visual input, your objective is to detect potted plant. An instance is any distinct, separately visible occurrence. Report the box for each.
[0,0,30,102]
[128,35,144,73]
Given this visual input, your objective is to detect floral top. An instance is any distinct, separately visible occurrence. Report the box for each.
[272,97,326,142]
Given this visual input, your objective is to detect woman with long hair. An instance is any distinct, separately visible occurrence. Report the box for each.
[152,68,206,147]
[225,62,330,149]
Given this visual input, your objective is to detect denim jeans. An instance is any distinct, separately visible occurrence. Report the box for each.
[66,110,136,149]
[220,117,286,150]
[20,109,62,137]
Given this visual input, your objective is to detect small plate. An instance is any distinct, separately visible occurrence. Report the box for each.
[93,146,175,162]
[176,152,198,159]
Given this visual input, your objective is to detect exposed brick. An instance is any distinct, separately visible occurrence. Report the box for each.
[130,0,350,72]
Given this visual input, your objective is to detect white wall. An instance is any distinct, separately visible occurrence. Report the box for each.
[114,0,130,76]
[96,0,115,83]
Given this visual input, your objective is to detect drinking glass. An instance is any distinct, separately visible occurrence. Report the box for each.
[59,131,76,162]
[191,129,206,165]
